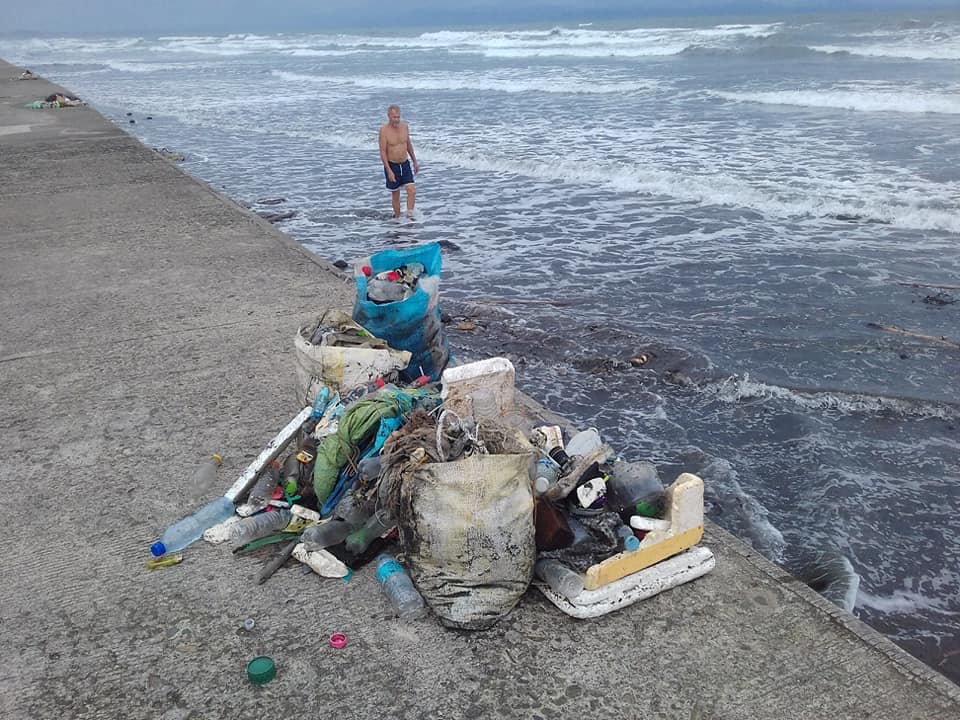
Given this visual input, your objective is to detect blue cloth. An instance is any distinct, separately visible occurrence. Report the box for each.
[384,160,414,190]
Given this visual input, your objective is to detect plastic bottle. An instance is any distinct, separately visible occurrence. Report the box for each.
[246,462,280,513]
[606,460,664,516]
[151,496,236,556]
[535,559,584,600]
[358,455,382,483]
[534,456,561,495]
[301,520,355,549]
[616,524,641,552]
[187,453,224,500]
[366,278,410,304]
[565,514,592,546]
[344,509,394,555]
[375,553,426,620]
[228,509,293,547]
[332,491,370,526]
[548,446,572,473]
[281,453,303,489]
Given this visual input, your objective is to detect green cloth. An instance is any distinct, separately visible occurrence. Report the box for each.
[312,388,442,505]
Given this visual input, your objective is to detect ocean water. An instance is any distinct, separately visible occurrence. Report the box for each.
[4,10,959,682]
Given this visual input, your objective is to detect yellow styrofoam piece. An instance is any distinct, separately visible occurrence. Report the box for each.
[584,473,705,590]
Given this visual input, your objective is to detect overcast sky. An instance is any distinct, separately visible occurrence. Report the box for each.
[1,0,955,34]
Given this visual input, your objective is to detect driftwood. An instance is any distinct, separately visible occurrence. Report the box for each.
[896,281,960,291]
[866,322,960,349]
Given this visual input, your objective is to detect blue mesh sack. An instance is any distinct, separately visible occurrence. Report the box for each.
[352,242,450,382]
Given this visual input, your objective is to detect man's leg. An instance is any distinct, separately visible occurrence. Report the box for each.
[405,183,416,215]
[391,190,401,218]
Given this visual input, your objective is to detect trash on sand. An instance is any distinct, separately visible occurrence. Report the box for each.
[246,656,276,685]
[145,553,184,570]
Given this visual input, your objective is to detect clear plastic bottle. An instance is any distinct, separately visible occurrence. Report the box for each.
[534,559,584,600]
[246,462,280,513]
[616,524,640,552]
[366,278,411,304]
[358,455,382,483]
[344,509,394,555]
[300,519,355,549]
[375,553,426,620]
[151,496,236,556]
[228,509,293,548]
[332,491,370,526]
[187,453,224,501]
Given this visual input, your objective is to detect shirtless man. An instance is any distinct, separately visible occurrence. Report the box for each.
[379,104,419,218]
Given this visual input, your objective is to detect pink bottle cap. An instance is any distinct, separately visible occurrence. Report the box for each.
[329,632,347,649]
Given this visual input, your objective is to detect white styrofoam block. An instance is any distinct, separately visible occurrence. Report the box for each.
[536,545,715,619]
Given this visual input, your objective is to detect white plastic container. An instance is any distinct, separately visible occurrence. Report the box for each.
[440,357,515,419]
[565,428,602,457]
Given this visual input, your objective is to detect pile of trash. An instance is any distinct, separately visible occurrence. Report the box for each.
[26,92,86,110]
[147,241,714,635]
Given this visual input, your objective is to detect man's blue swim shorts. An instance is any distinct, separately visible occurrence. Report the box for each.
[385,160,414,190]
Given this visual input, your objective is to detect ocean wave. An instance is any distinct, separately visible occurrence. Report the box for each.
[269,69,659,95]
[680,44,849,60]
[102,60,197,73]
[858,586,959,615]
[713,89,960,115]
[811,43,960,61]
[310,129,960,234]
[700,374,960,420]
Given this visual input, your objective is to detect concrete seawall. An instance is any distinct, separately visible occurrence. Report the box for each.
[2,59,958,719]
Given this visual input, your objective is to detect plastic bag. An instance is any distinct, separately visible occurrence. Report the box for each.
[352,243,449,382]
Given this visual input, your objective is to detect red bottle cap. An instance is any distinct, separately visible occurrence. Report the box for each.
[329,632,347,649]
[375,377,385,388]
[361,265,372,276]
[387,270,400,282]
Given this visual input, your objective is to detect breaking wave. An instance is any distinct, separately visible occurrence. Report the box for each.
[713,89,960,115]
[270,69,659,95]
[699,374,960,420]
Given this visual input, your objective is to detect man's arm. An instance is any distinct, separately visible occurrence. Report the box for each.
[379,127,395,181]
[405,124,419,173]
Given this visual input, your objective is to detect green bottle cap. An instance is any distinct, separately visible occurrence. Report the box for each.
[635,500,659,518]
[246,656,276,685]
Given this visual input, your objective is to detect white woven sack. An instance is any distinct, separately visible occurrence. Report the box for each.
[398,452,535,630]
[293,328,411,406]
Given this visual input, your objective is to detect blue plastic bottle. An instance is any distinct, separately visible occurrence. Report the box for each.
[150,496,236,556]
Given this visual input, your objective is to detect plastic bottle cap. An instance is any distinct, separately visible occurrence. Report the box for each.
[329,632,347,649]
[150,541,167,557]
[623,535,641,552]
[247,656,276,684]
[361,265,372,276]
[635,500,659,517]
